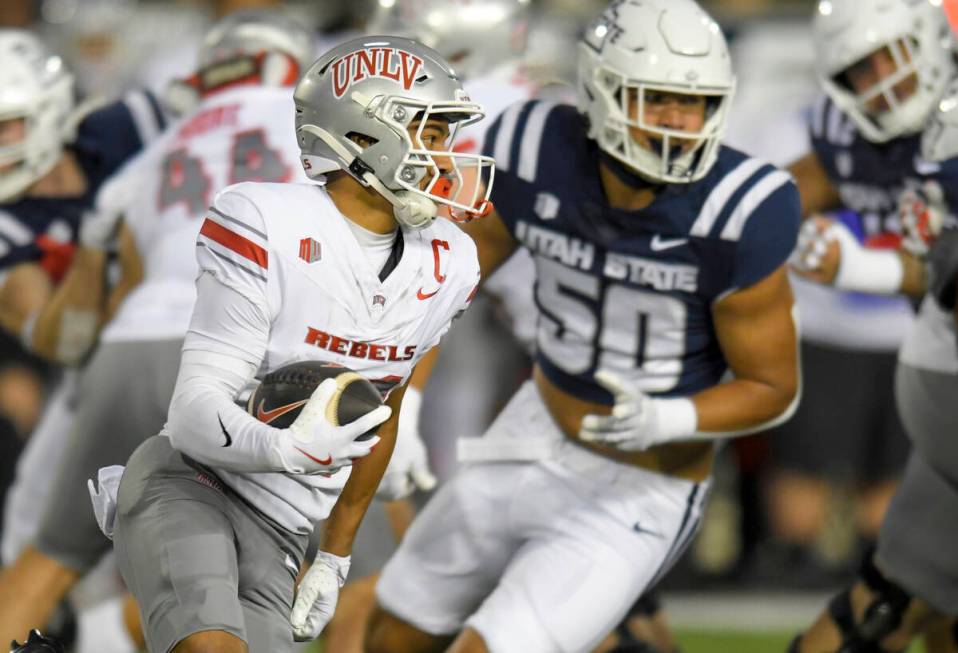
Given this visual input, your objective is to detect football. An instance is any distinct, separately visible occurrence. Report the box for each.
[247,361,383,439]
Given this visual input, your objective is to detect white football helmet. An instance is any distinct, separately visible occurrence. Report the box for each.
[578,0,735,184]
[366,0,530,80]
[0,30,75,202]
[813,0,956,143]
[295,36,495,230]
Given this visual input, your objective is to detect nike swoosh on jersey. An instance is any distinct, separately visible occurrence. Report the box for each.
[295,446,332,466]
[257,399,309,424]
[218,414,232,447]
[650,235,689,251]
[632,521,665,538]
[416,287,439,300]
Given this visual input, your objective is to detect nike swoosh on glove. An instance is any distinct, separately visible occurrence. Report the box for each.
[271,378,390,475]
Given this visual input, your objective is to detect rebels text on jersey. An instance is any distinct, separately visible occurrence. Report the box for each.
[810,95,958,243]
[189,181,479,531]
[0,90,166,282]
[483,101,801,404]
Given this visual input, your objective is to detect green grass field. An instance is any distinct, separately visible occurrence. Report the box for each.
[304,628,925,652]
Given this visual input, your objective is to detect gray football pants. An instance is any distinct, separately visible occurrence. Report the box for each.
[114,435,308,653]
[33,338,183,572]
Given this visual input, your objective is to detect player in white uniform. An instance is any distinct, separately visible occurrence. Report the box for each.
[0,11,314,649]
[108,35,494,653]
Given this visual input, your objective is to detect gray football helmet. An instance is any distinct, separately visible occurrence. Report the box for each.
[0,30,75,202]
[295,35,495,229]
[578,0,735,184]
[813,0,955,143]
[366,0,530,80]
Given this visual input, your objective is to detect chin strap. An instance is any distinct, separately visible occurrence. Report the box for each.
[298,123,437,230]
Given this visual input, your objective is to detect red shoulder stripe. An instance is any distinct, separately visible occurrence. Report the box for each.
[200,218,268,269]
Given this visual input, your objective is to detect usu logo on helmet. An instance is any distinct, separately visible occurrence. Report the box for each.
[330,47,425,98]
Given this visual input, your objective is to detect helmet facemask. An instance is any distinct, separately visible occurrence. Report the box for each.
[300,90,495,229]
[585,55,733,184]
[824,38,928,142]
[0,64,74,202]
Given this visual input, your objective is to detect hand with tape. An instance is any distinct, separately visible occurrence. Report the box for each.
[899,182,946,258]
[290,550,349,641]
[579,370,697,451]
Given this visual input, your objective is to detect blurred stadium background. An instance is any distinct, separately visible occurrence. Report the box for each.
[0,0,927,651]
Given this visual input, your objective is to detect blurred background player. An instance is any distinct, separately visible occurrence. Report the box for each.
[367,0,540,478]
[0,10,312,649]
[755,0,950,584]
[788,32,958,653]
[0,27,166,649]
[367,1,802,652]
[109,34,492,653]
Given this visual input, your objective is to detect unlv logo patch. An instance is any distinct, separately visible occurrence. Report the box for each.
[299,237,321,263]
[331,48,425,99]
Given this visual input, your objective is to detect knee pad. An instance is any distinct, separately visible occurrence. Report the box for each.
[826,555,912,652]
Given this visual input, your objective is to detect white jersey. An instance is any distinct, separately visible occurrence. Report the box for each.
[100,86,307,343]
[899,295,958,374]
[178,181,480,532]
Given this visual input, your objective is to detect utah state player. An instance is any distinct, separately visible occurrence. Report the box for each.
[367,1,801,652]
[788,2,958,650]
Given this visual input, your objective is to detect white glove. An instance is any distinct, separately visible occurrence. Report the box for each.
[579,371,697,451]
[899,182,946,258]
[87,465,125,540]
[806,220,904,295]
[290,550,350,641]
[272,378,390,475]
[376,388,437,501]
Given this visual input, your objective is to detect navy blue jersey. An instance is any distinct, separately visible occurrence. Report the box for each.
[483,101,801,403]
[0,89,166,279]
[810,95,958,244]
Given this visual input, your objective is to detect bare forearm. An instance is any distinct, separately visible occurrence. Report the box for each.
[31,247,108,362]
[321,387,404,556]
[898,249,927,297]
[692,376,798,434]
[0,264,53,337]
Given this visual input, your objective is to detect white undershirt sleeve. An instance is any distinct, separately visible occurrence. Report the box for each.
[165,272,287,472]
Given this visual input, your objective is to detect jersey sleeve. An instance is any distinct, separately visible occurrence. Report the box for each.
[727,174,802,291]
[195,187,274,321]
[481,99,561,234]
[74,90,167,172]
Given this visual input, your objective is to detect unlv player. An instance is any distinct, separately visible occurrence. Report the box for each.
[366,1,801,652]
[109,36,493,653]
[0,11,311,647]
